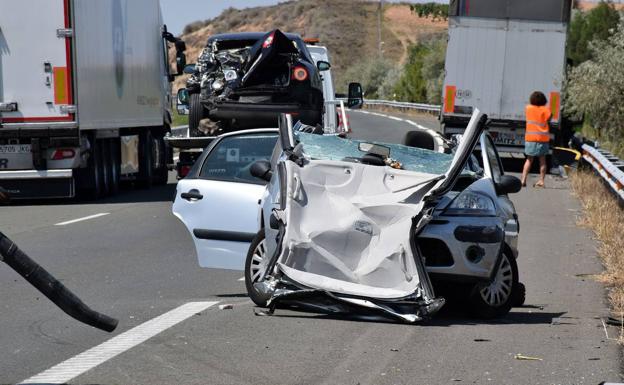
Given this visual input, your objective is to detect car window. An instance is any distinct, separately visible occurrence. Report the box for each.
[483,135,503,183]
[199,133,278,184]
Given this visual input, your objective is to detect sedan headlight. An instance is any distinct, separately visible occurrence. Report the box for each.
[443,191,496,216]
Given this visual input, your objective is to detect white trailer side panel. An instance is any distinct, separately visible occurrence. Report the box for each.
[500,20,566,121]
[0,0,74,123]
[444,18,507,119]
[443,17,566,122]
[73,0,165,130]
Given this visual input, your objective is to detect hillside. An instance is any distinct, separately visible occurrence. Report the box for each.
[174,1,447,92]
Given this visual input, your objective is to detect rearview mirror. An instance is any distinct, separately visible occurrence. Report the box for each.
[250,160,273,182]
[358,142,390,158]
[317,60,331,72]
[176,52,187,75]
[495,174,522,195]
[347,82,363,109]
[176,88,189,115]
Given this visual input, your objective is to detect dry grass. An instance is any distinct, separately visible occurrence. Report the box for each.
[570,169,624,341]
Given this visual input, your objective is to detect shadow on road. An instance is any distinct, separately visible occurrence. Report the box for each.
[3,182,178,207]
[237,298,566,327]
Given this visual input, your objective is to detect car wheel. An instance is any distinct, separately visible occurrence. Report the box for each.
[404,130,435,150]
[245,230,272,307]
[189,93,203,137]
[513,281,526,307]
[468,250,518,318]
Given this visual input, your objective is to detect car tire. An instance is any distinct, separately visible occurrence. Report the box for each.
[245,230,272,307]
[189,93,203,137]
[404,130,435,151]
[513,281,526,307]
[467,250,518,319]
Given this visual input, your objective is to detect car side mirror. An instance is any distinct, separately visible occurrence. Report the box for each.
[250,160,272,182]
[347,82,363,109]
[495,174,522,195]
[176,88,189,115]
[317,60,331,71]
[183,64,197,74]
[176,52,187,75]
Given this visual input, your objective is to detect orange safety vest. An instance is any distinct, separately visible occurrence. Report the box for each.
[525,105,551,143]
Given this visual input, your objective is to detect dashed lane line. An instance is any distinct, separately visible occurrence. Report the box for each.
[55,213,110,226]
[18,301,219,384]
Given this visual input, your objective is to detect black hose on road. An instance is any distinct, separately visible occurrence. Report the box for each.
[0,232,118,332]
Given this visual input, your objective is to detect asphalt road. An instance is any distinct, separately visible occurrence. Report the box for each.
[0,110,621,384]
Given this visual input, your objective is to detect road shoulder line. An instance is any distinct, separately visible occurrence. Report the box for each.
[55,213,110,226]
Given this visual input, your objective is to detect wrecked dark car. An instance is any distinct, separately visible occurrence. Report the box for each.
[183,30,325,136]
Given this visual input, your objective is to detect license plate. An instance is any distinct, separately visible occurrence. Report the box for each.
[490,132,523,146]
[0,144,31,154]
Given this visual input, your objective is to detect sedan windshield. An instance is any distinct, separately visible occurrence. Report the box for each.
[295,132,453,175]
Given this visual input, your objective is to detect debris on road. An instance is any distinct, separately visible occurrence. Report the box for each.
[219,304,234,310]
[514,354,543,361]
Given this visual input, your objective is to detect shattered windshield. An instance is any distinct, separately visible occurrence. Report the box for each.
[295,132,453,175]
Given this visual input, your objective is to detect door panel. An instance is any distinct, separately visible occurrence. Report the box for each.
[173,179,265,270]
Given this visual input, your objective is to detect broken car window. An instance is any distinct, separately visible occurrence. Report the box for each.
[199,133,278,184]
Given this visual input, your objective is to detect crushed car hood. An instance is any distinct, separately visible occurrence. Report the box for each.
[258,111,486,322]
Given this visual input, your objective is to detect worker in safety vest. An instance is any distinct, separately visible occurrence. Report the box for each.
[520,91,552,188]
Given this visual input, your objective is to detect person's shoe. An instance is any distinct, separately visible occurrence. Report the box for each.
[533,181,545,188]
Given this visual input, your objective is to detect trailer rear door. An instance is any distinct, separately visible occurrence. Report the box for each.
[0,0,74,123]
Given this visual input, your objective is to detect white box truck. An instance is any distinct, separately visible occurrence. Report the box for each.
[441,0,571,153]
[0,0,186,199]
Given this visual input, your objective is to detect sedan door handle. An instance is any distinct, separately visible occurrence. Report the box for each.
[181,189,203,201]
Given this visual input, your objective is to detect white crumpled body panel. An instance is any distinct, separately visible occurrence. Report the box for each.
[276,159,440,299]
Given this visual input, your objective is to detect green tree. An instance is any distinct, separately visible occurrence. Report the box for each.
[409,3,449,21]
[567,1,620,66]
[565,19,624,156]
[394,44,429,102]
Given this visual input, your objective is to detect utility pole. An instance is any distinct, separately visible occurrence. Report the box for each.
[377,0,383,59]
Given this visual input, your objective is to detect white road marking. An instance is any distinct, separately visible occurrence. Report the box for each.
[387,116,404,122]
[19,301,219,384]
[55,213,110,226]
[238,276,245,281]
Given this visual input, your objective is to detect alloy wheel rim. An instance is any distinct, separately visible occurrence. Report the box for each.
[249,239,266,283]
[479,254,513,306]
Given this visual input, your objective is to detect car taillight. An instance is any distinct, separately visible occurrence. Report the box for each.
[262,32,275,48]
[292,66,308,82]
[51,148,76,160]
[179,165,191,178]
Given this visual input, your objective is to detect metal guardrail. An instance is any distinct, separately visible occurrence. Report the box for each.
[363,99,441,113]
[582,144,624,201]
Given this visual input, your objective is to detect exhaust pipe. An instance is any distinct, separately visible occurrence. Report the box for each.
[0,232,118,332]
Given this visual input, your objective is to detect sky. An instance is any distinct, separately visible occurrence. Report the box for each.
[160,0,449,35]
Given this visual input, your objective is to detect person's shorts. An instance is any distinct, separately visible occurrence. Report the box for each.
[525,141,549,157]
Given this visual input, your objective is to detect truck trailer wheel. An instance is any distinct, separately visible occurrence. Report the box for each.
[109,138,121,195]
[137,130,154,188]
[152,133,169,185]
[189,93,203,137]
[101,139,112,197]
[78,137,105,200]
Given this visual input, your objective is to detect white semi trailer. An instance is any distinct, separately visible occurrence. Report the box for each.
[441,0,572,153]
[0,0,186,199]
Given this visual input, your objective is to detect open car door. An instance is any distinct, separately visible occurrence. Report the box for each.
[259,110,487,322]
[172,130,278,270]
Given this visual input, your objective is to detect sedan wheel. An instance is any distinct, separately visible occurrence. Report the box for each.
[244,230,272,307]
[468,250,518,319]
[479,255,513,307]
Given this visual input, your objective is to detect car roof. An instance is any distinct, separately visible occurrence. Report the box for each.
[207,32,303,44]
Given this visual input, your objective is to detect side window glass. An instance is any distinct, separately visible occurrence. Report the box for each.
[199,133,278,184]
[484,135,503,183]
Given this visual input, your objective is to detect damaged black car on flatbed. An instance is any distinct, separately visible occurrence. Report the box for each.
[182,30,326,136]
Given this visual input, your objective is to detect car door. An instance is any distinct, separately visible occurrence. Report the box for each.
[173,130,278,270]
